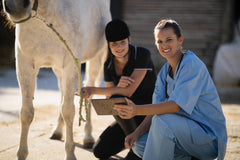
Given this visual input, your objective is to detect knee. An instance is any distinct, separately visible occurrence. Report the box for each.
[92,143,109,159]
[152,114,191,141]
[150,115,176,138]
[151,114,169,128]
[153,114,180,129]
[92,145,100,158]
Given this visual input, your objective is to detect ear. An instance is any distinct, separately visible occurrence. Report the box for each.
[178,35,184,45]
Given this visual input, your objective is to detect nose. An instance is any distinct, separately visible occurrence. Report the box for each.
[161,41,167,48]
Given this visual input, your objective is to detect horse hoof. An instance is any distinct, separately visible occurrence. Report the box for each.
[64,154,77,160]
[17,148,28,160]
[50,133,62,140]
[83,141,94,149]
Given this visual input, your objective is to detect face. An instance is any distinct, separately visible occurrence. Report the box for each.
[154,28,183,60]
[109,38,130,58]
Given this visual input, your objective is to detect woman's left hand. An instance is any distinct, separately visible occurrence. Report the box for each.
[114,98,136,119]
[125,130,140,149]
[117,76,135,88]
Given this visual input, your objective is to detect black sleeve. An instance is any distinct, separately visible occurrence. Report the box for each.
[134,47,151,69]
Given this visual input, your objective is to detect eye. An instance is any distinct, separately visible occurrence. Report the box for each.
[110,43,117,47]
[156,40,162,44]
[167,38,172,42]
[121,41,127,45]
[120,41,124,45]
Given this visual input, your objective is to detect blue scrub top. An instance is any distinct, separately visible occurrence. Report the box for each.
[153,50,227,159]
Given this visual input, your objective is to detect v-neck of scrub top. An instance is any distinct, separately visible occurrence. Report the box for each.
[165,54,184,99]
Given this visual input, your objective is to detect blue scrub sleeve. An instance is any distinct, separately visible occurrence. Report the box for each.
[168,61,206,115]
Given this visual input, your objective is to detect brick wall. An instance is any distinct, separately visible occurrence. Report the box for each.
[121,0,224,73]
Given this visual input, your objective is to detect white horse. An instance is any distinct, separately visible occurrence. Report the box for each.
[2,0,111,159]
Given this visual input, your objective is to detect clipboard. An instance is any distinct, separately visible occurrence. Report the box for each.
[91,98,127,115]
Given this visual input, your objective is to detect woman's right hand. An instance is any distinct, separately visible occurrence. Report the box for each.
[117,76,135,88]
[114,98,136,119]
[81,87,94,99]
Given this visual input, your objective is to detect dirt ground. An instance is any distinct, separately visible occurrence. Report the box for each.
[0,69,239,159]
[222,104,240,160]
[0,104,129,160]
[0,102,239,160]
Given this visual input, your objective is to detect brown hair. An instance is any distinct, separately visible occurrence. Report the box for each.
[154,19,182,38]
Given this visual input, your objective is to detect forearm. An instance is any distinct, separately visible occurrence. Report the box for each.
[136,101,180,115]
[100,70,147,97]
[134,115,153,138]
[91,86,131,97]
[94,86,133,97]
[90,87,112,97]
[109,86,133,97]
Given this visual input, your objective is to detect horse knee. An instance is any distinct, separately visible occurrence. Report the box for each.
[20,107,34,125]
[61,104,75,122]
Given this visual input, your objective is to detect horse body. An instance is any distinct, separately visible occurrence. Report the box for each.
[3,0,111,159]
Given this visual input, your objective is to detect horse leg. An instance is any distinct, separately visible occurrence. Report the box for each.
[61,65,77,160]
[50,111,64,139]
[82,100,94,148]
[83,47,107,148]
[50,68,64,140]
[16,55,38,160]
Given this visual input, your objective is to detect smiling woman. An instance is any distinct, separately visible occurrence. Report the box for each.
[113,19,227,160]
[154,19,184,68]
[109,39,129,59]
[81,19,157,160]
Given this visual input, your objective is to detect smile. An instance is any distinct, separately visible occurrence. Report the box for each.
[163,49,170,53]
[116,49,125,53]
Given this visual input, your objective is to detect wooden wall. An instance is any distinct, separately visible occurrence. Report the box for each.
[0,1,228,72]
[121,0,224,73]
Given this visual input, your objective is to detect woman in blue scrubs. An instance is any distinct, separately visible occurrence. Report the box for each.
[114,19,227,160]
